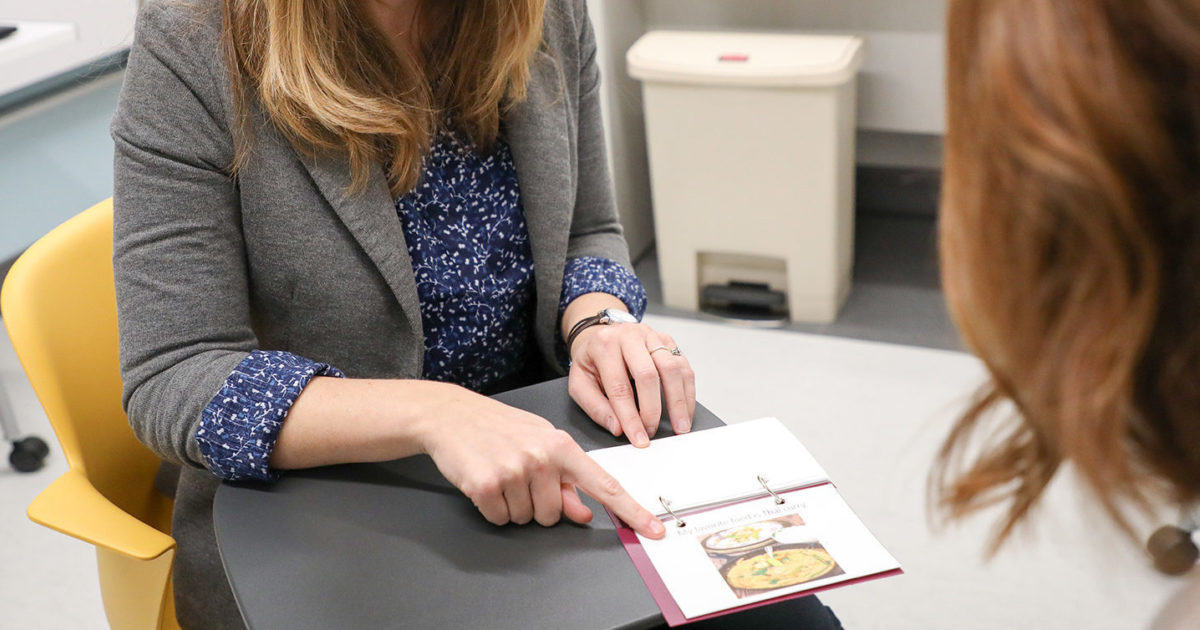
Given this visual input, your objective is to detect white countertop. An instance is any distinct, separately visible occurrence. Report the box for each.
[0,21,77,68]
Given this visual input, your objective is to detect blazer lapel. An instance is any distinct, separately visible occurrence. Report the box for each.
[296,48,570,364]
[506,49,573,337]
[298,152,424,345]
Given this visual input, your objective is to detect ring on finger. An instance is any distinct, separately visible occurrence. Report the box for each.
[648,345,683,357]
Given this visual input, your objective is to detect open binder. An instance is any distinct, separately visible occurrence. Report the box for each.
[588,418,902,626]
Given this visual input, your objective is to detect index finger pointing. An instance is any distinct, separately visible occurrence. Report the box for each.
[560,447,665,539]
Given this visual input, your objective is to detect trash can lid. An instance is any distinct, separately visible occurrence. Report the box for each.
[627,31,864,88]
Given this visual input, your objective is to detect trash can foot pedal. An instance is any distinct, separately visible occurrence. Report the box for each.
[701,281,788,325]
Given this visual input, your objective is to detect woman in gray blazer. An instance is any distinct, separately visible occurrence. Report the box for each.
[112,0,840,627]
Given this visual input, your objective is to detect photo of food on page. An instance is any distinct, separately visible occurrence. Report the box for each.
[634,484,900,620]
[699,514,845,599]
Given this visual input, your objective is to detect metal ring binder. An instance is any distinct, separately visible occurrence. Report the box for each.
[657,477,789,527]
[758,475,786,505]
[659,496,686,527]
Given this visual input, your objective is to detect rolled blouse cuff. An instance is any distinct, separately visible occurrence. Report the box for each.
[558,256,647,322]
[197,350,345,481]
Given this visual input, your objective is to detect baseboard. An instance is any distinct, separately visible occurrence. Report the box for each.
[855,166,942,217]
[0,48,128,116]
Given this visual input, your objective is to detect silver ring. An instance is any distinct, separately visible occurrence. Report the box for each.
[648,345,683,357]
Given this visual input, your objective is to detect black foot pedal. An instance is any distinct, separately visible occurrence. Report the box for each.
[701,281,788,324]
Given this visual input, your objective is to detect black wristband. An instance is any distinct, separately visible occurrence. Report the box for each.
[565,310,610,359]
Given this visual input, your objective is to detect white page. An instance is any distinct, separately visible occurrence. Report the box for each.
[636,484,901,619]
[588,417,829,516]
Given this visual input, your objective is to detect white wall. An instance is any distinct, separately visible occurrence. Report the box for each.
[0,0,138,96]
[644,0,946,136]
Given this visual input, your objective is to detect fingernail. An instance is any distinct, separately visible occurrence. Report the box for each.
[633,430,649,447]
[649,519,665,536]
[678,417,692,433]
[607,416,621,436]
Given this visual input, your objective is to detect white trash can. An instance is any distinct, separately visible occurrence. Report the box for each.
[628,31,864,323]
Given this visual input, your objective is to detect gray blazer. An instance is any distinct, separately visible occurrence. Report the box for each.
[112,0,630,626]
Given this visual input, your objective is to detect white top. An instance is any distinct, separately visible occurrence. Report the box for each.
[627,30,864,88]
[1152,574,1200,630]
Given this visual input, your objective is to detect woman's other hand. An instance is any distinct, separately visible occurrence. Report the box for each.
[419,384,666,539]
[567,319,696,448]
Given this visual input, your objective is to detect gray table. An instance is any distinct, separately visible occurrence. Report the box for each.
[213,377,723,630]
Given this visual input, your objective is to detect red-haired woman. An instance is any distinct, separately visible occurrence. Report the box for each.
[936,1,1200,627]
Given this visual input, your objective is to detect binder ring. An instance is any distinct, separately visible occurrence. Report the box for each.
[757,475,786,505]
[659,496,686,527]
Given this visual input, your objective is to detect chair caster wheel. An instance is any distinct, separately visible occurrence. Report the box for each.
[21,436,49,458]
[10,436,48,473]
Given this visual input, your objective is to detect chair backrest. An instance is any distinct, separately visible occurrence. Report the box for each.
[2,199,179,629]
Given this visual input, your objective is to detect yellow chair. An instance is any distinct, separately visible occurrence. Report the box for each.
[2,199,180,630]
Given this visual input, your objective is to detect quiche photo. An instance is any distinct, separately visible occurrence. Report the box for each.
[721,544,843,596]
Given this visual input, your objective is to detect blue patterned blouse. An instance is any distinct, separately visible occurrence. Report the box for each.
[196,128,647,481]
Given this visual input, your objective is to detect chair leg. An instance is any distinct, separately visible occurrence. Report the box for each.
[0,382,48,472]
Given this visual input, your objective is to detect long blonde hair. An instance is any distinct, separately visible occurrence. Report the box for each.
[936,0,1200,550]
[220,0,546,196]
